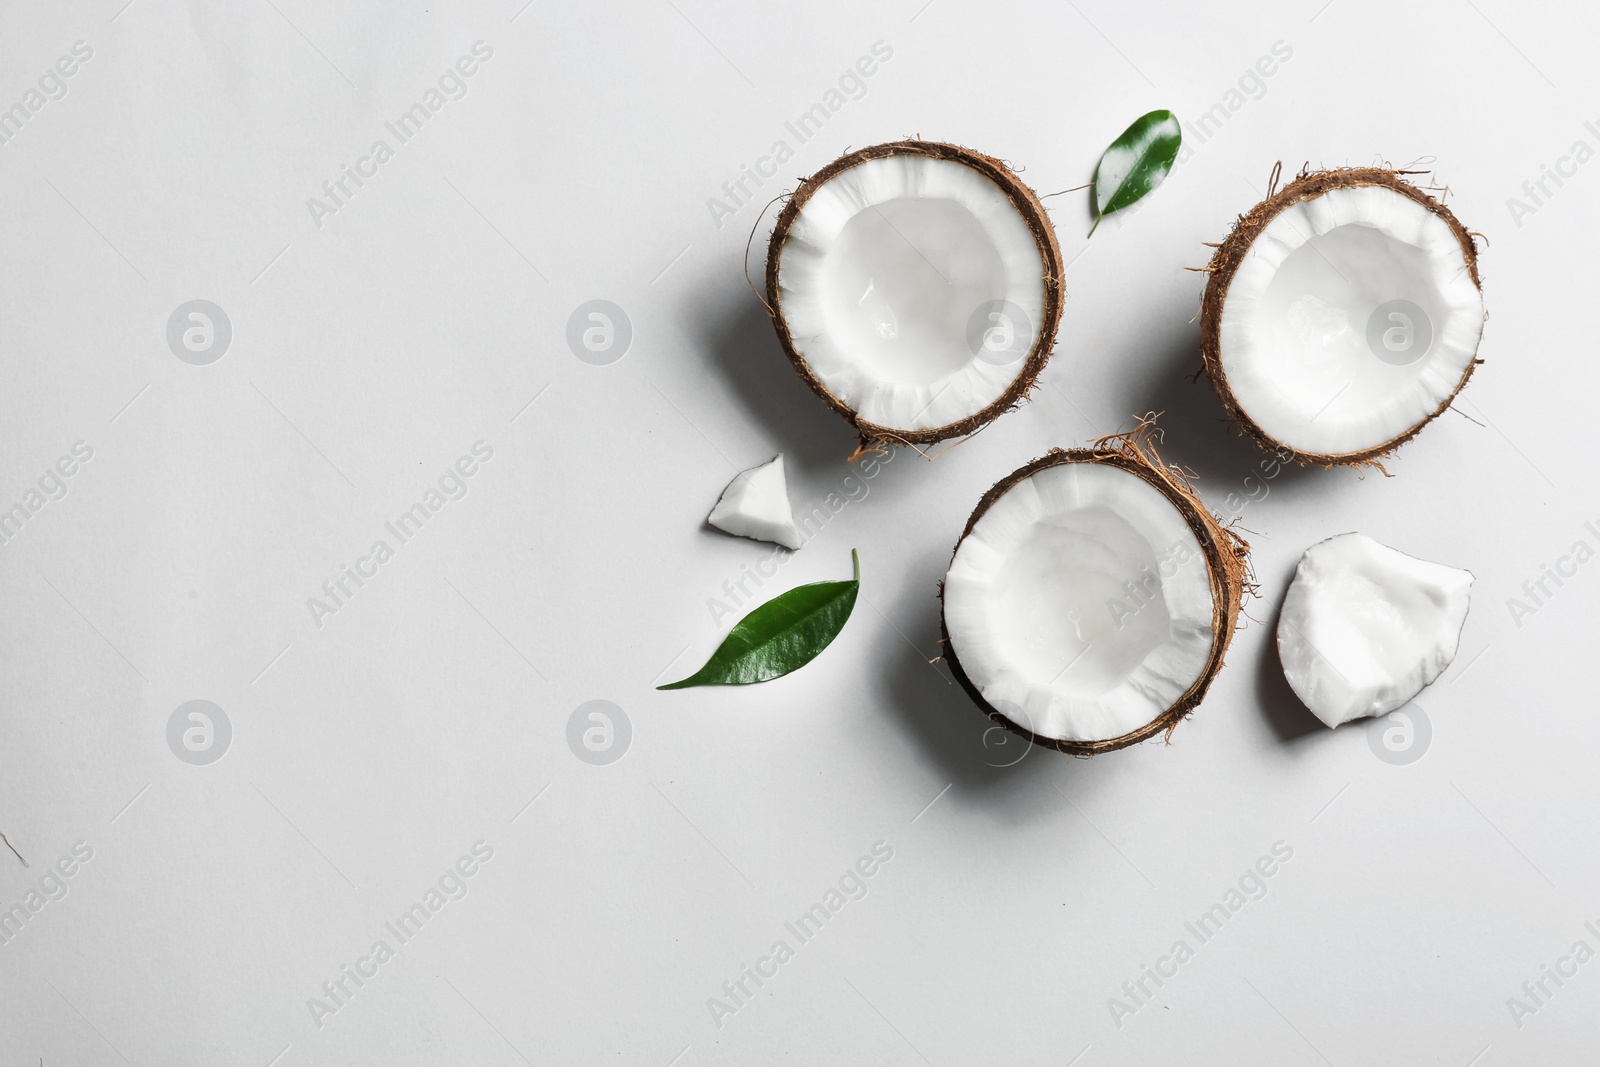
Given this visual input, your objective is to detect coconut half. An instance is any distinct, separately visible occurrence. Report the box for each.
[1201,167,1485,467]
[1278,532,1473,728]
[940,428,1250,755]
[765,141,1064,448]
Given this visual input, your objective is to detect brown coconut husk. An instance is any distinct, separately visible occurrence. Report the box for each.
[764,140,1065,451]
[938,419,1251,756]
[1198,164,1485,470]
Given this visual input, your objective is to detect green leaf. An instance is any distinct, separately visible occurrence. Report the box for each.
[1089,110,1182,236]
[659,550,860,689]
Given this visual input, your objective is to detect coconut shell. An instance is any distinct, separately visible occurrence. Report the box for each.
[764,140,1065,450]
[939,422,1251,756]
[1199,166,1484,470]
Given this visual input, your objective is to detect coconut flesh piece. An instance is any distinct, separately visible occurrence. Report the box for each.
[768,142,1062,445]
[707,455,803,550]
[1205,171,1484,464]
[1278,533,1473,728]
[942,440,1247,752]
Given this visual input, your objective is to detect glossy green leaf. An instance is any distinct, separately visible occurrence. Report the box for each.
[1089,110,1182,235]
[659,550,860,689]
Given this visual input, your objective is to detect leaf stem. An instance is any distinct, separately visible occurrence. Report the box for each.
[1087,214,1103,238]
[1039,181,1094,200]
[657,548,864,690]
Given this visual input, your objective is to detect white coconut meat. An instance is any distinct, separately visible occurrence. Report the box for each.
[1278,533,1473,728]
[943,462,1217,743]
[776,154,1049,433]
[707,455,802,550]
[1217,185,1484,456]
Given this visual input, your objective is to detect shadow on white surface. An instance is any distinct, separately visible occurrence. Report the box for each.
[694,291,860,468]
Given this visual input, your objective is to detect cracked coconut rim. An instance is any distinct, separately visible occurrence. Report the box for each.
[766,142,1063,446]
[1203,170,1484,465]
[941,434,1249,754]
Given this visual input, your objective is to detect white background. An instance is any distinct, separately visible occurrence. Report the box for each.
[1,0,1596,1063]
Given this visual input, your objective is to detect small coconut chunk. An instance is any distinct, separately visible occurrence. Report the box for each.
[707,455,803,550]
[1278,533,1472,728]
